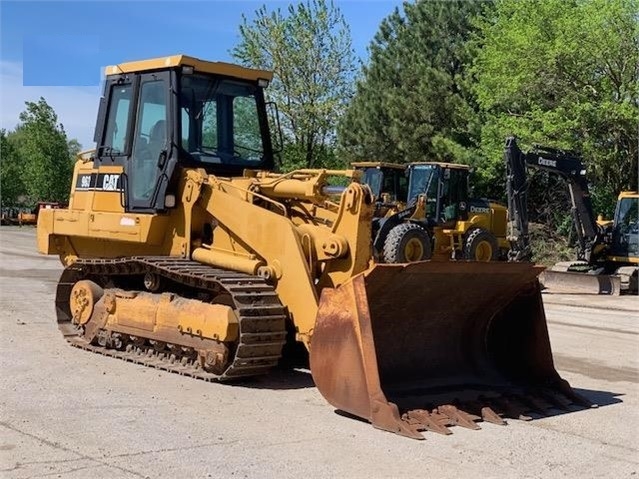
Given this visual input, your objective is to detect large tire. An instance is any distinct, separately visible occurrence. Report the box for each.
[382,223,432,263]
[463,228,499,261]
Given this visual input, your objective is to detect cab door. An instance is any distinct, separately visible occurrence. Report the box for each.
[611,196,639,260]
[440,168,469,223]
[125,71,172,212]
[86,76,133,213]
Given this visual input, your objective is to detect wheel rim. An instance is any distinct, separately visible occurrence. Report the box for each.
[404,238,424,262]
[474,240,493,261]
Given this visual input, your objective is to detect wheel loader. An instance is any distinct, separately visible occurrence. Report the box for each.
[37,55,593,440]
[353,162,408,219]
[353,161,510,263]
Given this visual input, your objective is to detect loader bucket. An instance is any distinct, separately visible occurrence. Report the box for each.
[310,261,592,439]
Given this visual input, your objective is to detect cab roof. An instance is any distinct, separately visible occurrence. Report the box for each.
[351,161,405,170]
[105,54,273,82]
[409,161,470,170]
[352,161,470,171]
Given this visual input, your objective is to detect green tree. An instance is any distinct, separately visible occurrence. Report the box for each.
[67,138,82,161]
[473,0,639,205]
[338,0,492,165]
[0,129,25,207]
[232,0,357,169]
[16,97,73,203]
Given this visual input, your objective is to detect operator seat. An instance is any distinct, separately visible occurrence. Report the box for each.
[132,119,166,200]
[148,119,166,161]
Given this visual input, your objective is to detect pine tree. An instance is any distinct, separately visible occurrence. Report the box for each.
[338,1,491,165]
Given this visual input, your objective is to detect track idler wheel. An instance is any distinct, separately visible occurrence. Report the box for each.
[198,349,229,375]
[70,280,104,326]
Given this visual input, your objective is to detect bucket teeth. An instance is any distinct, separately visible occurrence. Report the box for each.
[403,410,453,435]
[480,406,507,425]
[402,398,511,435]
[485,396,533,421]
[503,394,536,415]
[459,400,507,426]
[393,387,597,437]
[437,405,481,430]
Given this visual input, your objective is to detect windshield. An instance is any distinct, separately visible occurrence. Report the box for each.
[180,74,267,167]
[407,165,437,202]
[361,169,383,197]
[613,196,639,258]
[360,167,408,201]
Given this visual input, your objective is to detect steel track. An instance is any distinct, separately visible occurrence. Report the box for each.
[55,257,288,381]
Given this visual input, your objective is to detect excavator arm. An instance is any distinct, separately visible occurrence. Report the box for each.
[504,136,601,262]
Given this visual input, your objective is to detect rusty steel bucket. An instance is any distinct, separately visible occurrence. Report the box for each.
[310,261,592,439]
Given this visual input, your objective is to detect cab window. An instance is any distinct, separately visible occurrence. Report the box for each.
[103,85,132,154]
[130,79,167,202]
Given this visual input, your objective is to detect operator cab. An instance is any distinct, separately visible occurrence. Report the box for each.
[611,193,639,259]
[94,55,276,212]
[407,163,470,226]
[352,162,408,203]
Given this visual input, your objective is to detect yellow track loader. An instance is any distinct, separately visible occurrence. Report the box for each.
[37,55,593,440]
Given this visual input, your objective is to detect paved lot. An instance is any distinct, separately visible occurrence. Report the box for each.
[0,226,637,479]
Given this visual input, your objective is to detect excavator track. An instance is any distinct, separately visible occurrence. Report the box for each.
[55,256,288,381]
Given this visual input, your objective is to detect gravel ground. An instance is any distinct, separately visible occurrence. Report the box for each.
[0,226,637,479]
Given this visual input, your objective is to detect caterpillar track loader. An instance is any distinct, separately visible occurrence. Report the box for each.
[353,161,509,263]
[37,55,593,440]
[505,137,638,295]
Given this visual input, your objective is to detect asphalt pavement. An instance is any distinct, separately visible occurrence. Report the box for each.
[0,226,637,479]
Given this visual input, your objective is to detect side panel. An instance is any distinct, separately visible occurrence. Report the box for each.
[488,202,508,240]
[44,210,169,245]
[72,166,125,213]
[68,159,98,211]
[36,167,196,260]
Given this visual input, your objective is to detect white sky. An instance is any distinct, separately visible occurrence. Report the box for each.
[0,61,100,149]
